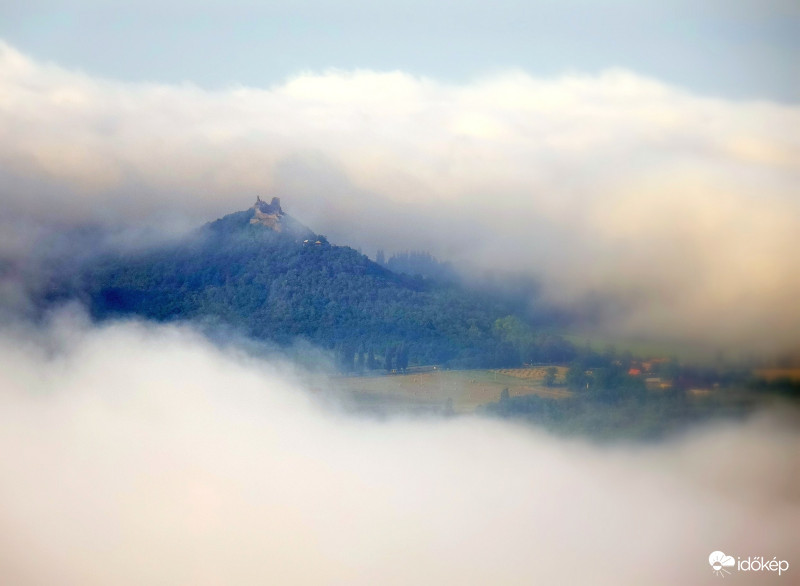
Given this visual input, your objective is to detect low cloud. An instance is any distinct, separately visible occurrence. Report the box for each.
[1,41,799,352]
[0,312,798,585]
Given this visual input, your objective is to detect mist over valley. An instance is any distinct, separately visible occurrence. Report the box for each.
[1,5,799,582]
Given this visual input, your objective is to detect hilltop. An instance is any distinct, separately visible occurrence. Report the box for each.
[44,198,576,369]
[210,196,315,240]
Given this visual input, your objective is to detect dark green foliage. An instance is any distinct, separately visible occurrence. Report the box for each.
[483,356,799,441]
[50,207,574,371]
[353,349,362,372]
[564,352,645,404]
[337,342,356,372]
[483,387,742,441]
[385,250,455,281]
[396,343,409,371]
[384,346,395,372]
[566,361,590,390]
[489,315,577,367]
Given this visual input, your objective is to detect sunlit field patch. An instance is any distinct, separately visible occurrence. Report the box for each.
[336,369,571,413]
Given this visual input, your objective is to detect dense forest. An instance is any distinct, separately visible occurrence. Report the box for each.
[378,250,457,282]
[37,201,800,438]
[45,204,575,369]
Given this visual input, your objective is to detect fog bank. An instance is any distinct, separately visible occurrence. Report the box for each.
[1,41,799,352]
[0,312,797,585]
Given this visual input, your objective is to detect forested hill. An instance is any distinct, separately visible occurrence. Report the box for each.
[48,199,576,368]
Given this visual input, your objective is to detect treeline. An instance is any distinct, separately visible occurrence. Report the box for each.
[45,209,576,370]
[378,250,456,282]
[483,346,800,440]
[335,342,411,373]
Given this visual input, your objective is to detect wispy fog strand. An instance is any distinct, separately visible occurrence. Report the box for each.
[0,312,797,585]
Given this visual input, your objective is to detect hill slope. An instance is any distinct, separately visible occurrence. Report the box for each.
[47,199,575,368]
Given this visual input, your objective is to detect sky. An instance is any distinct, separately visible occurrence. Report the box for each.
[1,1,799,101]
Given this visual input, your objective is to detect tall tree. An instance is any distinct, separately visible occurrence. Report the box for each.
[384,346,396,372]
[396,343,410,371]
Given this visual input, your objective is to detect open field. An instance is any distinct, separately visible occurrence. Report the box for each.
[492,367,568,382]
[333,368,571,413]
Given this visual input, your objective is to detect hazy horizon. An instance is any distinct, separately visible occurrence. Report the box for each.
[2,40,799,355]
[1,3,798,583]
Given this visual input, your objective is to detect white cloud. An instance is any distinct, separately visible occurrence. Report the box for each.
[0,313,798,585]
[1,41,799,352]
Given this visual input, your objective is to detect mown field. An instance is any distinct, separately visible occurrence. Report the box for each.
[333,368,571,414]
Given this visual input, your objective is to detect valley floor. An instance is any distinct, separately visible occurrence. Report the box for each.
[332,368,571,414]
